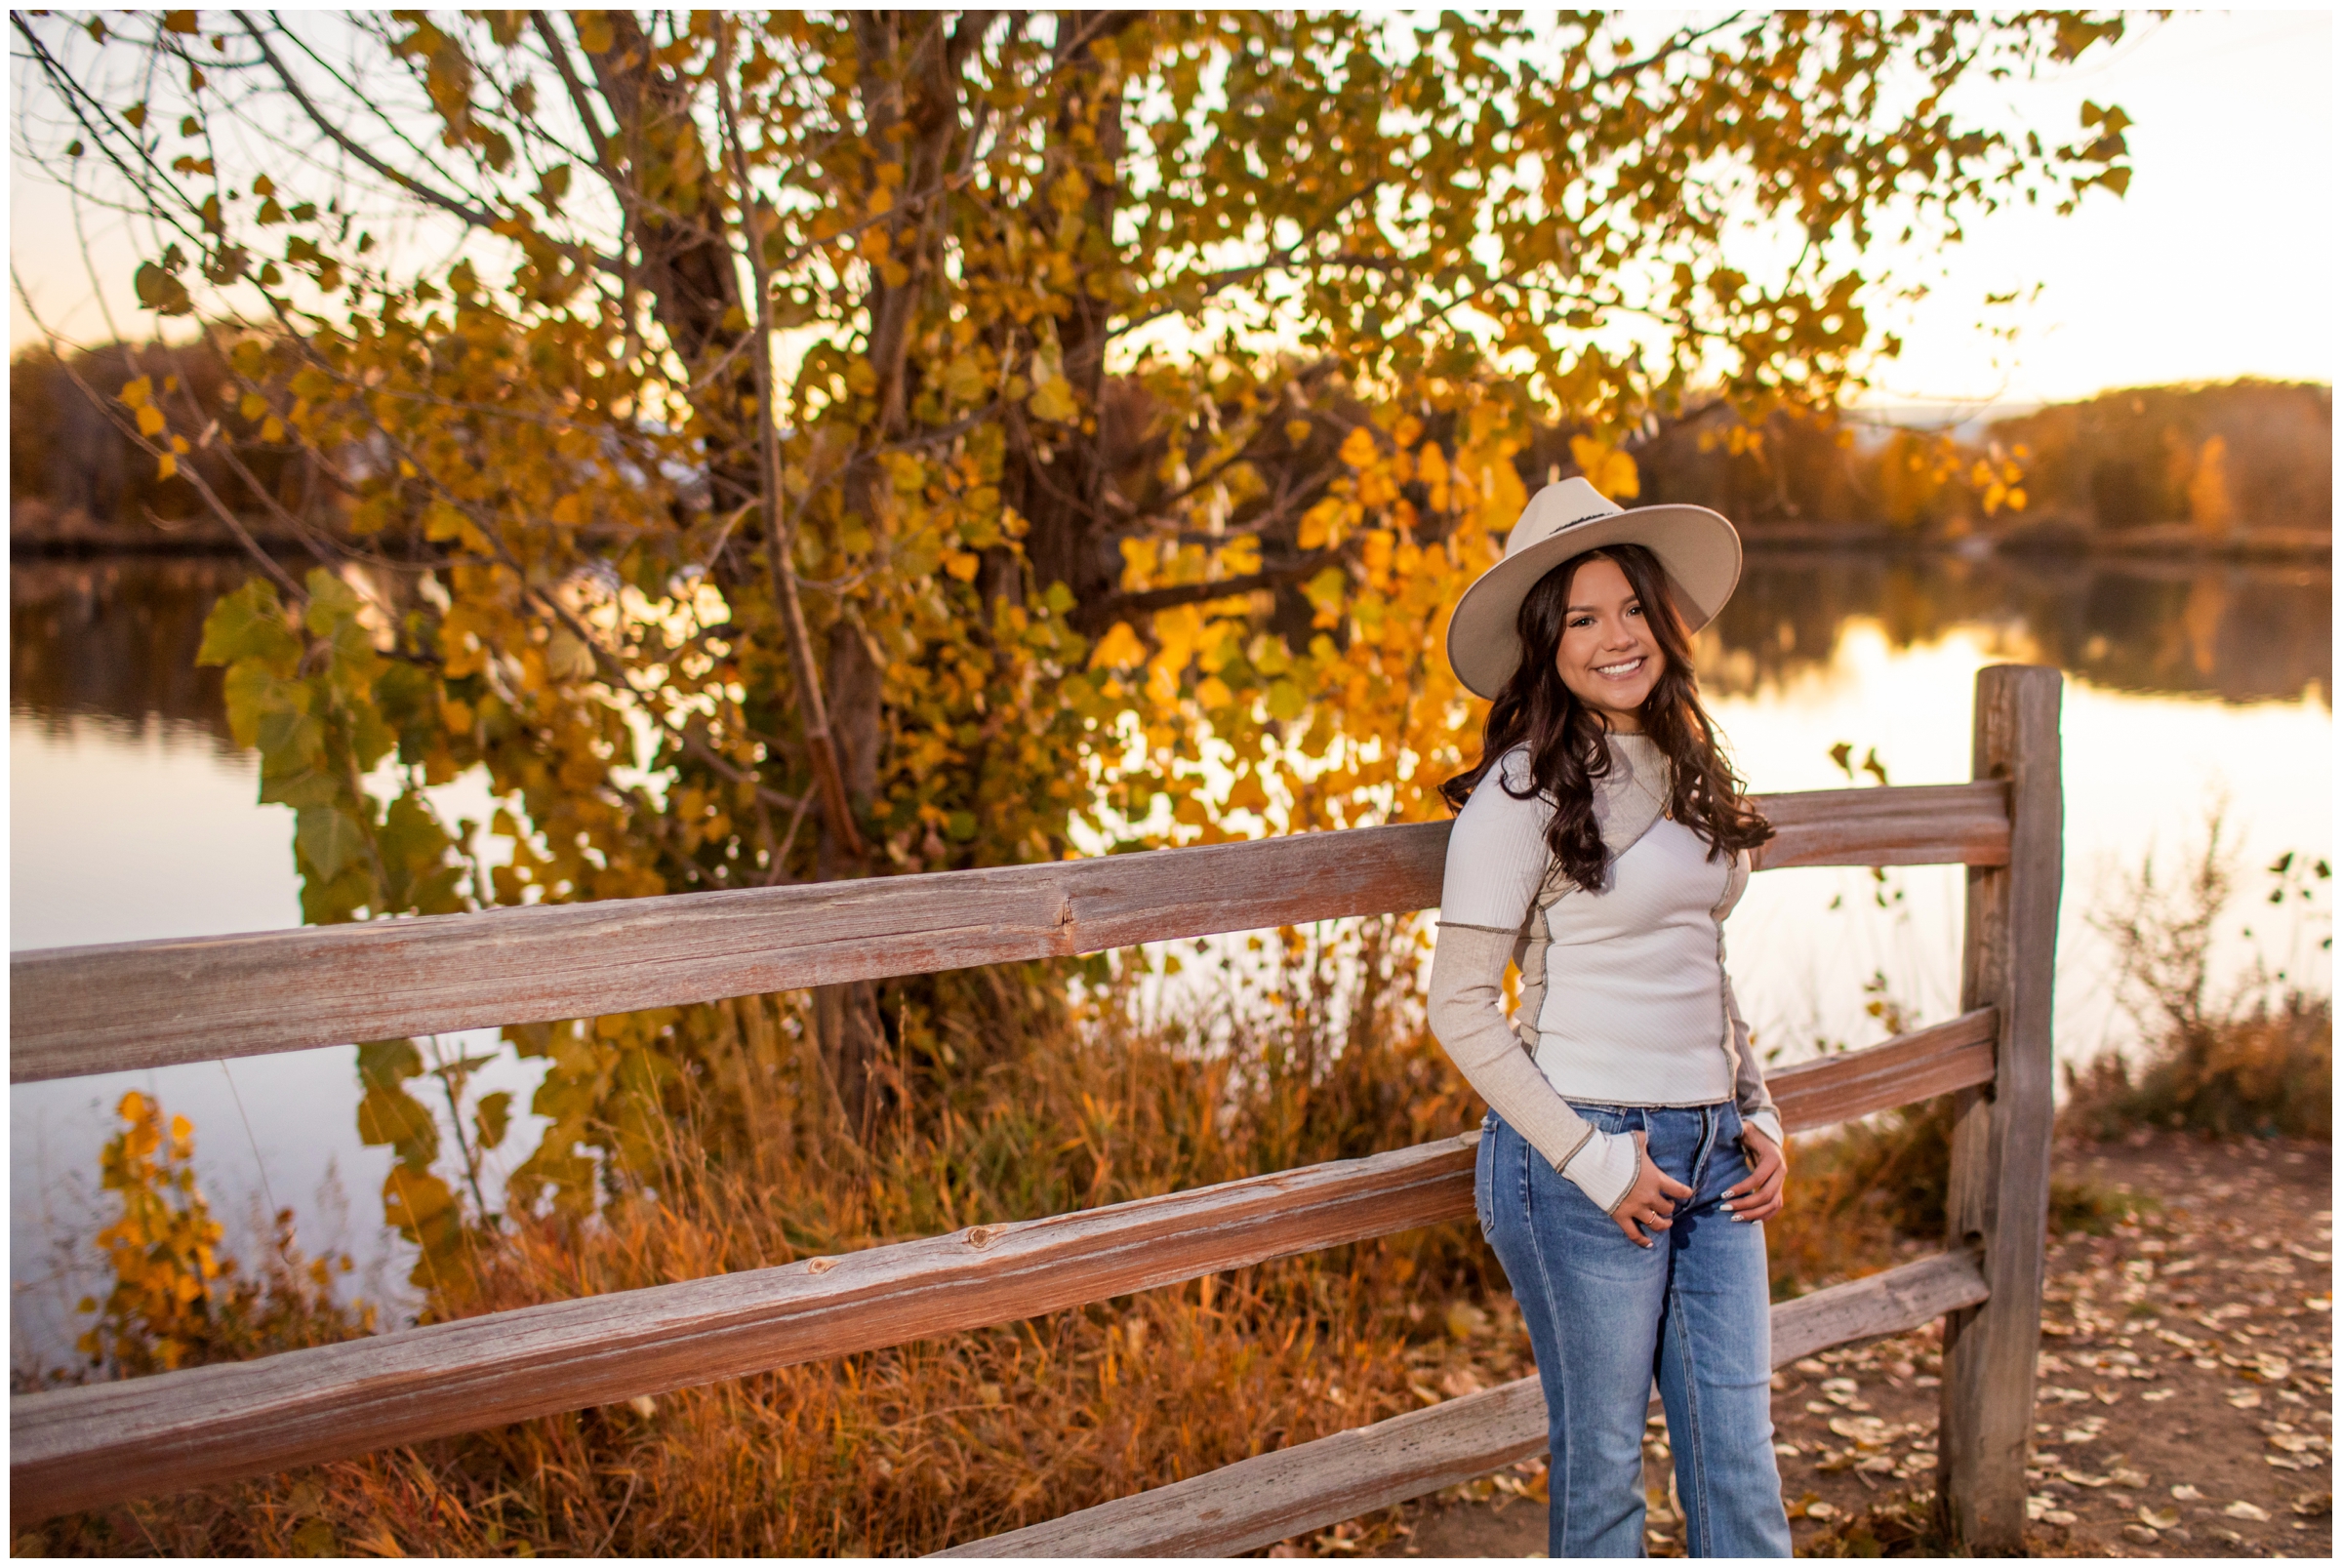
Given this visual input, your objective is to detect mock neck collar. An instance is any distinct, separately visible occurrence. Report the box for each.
[1593,731,1670,858]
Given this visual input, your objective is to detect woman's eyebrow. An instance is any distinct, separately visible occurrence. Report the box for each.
[1564,598,1638,614]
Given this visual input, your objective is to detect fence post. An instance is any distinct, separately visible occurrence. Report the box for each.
[1936,664,2063,1552]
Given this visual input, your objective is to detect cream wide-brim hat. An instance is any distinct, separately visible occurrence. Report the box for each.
[1443,476,1743,700]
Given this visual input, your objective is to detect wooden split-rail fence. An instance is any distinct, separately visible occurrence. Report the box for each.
[9,664,2063,1553]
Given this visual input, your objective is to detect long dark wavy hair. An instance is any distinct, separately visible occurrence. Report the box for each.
[1439,543,1772,893]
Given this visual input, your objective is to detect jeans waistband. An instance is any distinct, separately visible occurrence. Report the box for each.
[1564,1099,1733,1115]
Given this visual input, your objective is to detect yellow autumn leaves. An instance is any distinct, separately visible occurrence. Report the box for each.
[1081,386,1549,837]
[79,1091,221,1373]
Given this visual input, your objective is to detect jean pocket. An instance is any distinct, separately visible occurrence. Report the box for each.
[1565,1102,1636,1137]
[1473,1122,1497,1239]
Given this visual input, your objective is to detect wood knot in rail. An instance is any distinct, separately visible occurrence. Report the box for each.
[804,1257,837,1275]
[963,1225,1002,1250]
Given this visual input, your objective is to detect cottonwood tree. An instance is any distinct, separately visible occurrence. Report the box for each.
[14,9,2130,1228]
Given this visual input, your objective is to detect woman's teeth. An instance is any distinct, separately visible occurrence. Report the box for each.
[1595,658,1643,677]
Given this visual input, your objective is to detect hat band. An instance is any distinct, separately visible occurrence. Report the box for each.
[1517,510,1623,551]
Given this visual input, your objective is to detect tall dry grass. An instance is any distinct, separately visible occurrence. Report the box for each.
[23,918,1525,1556]
[2065,824,2332,1141]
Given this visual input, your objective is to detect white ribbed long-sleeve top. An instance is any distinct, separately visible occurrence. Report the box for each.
[1427,735,1783,1212]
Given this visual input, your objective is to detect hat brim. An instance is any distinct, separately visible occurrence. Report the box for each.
[1444,504,1742,700]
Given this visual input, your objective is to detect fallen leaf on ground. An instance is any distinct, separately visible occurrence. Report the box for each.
[2139,1506,2180,1529]
[2225,1500,2272,1521]
[2171,1484,2203,1501]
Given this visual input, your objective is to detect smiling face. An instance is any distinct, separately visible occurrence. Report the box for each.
[1553,554,1664,732]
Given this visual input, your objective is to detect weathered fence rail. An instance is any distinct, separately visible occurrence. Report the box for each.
[9,665,2061,1555]
[10,1011,1994,1519]
[9,781,2007,1083]
[939,1247,1993,1558]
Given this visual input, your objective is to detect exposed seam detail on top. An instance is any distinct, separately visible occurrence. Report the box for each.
[1566,1096,1737,1112]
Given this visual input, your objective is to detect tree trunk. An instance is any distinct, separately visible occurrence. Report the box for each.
[811,614,891,1133]
[1013,13,1130,623]
[586,16,761,533]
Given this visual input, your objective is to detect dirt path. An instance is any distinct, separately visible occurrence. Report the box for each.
[1370,1132,2331,1558]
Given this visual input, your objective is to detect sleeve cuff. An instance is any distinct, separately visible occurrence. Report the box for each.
[1745,1108,1785,1150]
[1558,1127,1641,1214]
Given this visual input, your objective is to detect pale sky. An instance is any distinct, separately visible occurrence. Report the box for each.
[9,11,2333,411]
[1854,8,2335,409]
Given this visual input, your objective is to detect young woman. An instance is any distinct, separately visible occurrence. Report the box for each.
[1430,477,1791,1557]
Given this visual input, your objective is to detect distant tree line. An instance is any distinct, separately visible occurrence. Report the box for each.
[1630,378,2331,536]
[1988,381,2331,534]
[15,338,2328,544]
[10,339,313,543]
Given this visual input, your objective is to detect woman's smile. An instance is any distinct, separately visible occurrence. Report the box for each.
[1555,557,1663,728]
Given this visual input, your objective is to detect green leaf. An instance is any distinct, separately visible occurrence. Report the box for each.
[296,805,369,885]
[198,580,301,673]
[222,663,290,751]
[303,568,364,637]
[1029,370,1077,422]
[378,791,461,912]
[258,763,342,811]
[254,698,325,776]
[373,661,443,763]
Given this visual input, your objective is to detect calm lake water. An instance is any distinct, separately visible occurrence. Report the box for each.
[10,550,2332,1371]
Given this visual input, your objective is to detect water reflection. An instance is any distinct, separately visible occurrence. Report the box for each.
[10,556,246,744]
[15,551,2326,746]
[1706,549,2330,707]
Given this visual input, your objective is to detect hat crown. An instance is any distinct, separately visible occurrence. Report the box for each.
[1506,477,1626,561]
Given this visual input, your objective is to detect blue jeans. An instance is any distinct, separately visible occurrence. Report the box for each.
[1475,1103,1791,1558]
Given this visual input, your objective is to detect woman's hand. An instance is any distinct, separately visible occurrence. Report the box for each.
[1725,1126,1787,1223]
[1612,1130,1695,1248]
